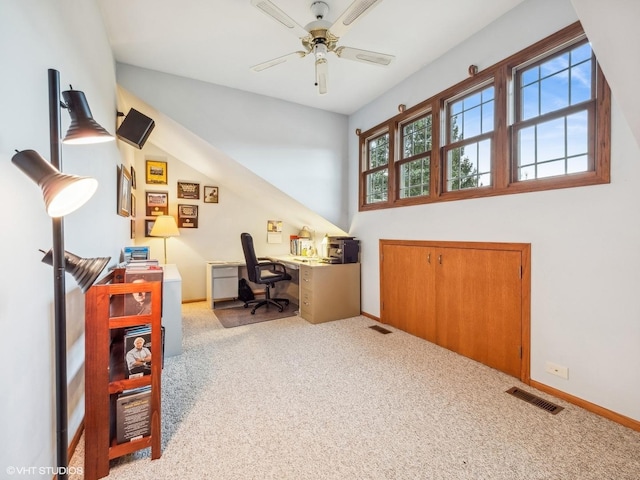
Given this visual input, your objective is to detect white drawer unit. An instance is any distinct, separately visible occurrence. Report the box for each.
[206,262,242,308]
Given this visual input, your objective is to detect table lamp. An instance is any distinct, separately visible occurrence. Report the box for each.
[150,215,180,264]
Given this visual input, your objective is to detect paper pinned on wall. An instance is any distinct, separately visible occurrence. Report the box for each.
[267,232,282,244]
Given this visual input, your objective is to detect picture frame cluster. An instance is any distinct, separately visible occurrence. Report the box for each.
[118,157,219,238]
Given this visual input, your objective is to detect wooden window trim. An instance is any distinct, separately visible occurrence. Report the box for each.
[357,22,610,212]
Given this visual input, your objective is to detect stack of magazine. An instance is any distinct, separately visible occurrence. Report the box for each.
[115,385,152,444]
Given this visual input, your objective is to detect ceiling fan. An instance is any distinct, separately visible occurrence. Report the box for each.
[250,0,394,95]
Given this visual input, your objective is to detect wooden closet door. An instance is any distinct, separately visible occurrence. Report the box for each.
[380,244,436,341]
[436,247,522,378]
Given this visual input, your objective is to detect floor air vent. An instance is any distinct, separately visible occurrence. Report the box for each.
[506,387,564,415]
[369,325,392,334]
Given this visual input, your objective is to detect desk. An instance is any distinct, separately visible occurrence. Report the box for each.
[271,256,361,324]
[162,264,183,357]
[206,257,361,324]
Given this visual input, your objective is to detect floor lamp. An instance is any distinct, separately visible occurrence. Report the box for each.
[12,69,113,480]
[150,215,180,264]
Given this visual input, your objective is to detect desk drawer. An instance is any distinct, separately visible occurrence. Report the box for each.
[300,265,313,286]
[300,289,313,322]
[212,266,237,279]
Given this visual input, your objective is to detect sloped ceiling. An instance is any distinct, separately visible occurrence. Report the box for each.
[97,0,525,115]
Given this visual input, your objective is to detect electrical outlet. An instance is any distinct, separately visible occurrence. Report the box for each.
[545,361,569,379]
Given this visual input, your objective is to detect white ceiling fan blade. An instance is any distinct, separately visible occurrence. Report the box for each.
[335,46,394,66]
[251,51,307,72]
[250,0,309,39]
[329,0,384,38]
[315,58,328,95]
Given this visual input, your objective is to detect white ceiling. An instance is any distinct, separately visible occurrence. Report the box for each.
[97,0,525,115]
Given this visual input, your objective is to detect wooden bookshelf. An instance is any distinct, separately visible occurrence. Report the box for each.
[84,270,162,479]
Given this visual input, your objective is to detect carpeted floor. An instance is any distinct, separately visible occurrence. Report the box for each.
[70,301,640,479]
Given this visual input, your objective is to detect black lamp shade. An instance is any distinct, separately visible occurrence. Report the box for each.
[61,89,113,144]
[41,249,110,293]
[12,149,98,217]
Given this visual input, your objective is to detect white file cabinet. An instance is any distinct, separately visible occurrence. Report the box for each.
[206,262,242,308]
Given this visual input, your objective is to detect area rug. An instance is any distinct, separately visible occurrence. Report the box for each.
[214,302,298,328]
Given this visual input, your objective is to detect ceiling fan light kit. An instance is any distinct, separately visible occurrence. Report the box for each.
[250,0,394,94]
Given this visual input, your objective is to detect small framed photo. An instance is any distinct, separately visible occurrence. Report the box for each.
[145,190,168,216]
[178,204,198,228]
[145,159,168,184]
[130,165,137,189]
[203,185,218,204]
[145,219,155,237]
[131,194,136,217]
[177,181,200,199]
[130,219,135,239]
[117,165,132,217]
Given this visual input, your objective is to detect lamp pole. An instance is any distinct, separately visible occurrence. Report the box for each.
[48,68,69,480]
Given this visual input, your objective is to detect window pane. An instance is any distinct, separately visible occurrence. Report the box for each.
[567,110,588,157]
[399,156,430,199]
[365,169,388,203]
[368,134,389,169]
[522,84,539,120]
[537,117,565,162]
[571,60,592,104]
[540,72,569,115]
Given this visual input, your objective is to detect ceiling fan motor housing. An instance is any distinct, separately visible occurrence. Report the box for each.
[310,1,329,20]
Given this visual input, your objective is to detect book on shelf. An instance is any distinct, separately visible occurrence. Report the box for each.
[123,267,163,316]
[122,246,151,262]
[124,326,152,379]
[115,385,152,444]
[290,237,314,256]
[123,324,165,379]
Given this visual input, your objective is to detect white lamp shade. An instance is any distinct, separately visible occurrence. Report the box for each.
[150,215,180,237]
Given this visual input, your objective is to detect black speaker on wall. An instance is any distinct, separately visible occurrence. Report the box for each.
[116,108,155,149]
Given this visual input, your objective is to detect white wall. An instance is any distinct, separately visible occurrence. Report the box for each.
[348,0,640,422]
[116,65,350,231]
[0,0,129,472]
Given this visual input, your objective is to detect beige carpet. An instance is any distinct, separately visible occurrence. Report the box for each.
[70,301,640,479]
[214,302,298,328]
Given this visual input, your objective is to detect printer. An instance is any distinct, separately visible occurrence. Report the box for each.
[325,236,360,264]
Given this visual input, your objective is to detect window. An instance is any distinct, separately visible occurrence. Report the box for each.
[513,39,594,182]
[398,113,432,199]
[363,131,389,204]
[444,84,494,191]
[358,22,610,211]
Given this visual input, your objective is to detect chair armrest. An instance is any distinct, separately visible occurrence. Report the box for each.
[255,261,288,277]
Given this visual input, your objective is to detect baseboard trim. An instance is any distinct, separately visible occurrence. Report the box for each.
[69,419,83,463]
[530,380,640,432]
[361,311,380,321]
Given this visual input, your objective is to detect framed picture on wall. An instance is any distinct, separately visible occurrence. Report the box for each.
[130,220,135,239]
[130,165,137,189]
[145,159,167,184]
[178,204,198,228]
[145,219,155,237]
[177,181,200,199]
[131,194,136,217]
[203,185,218,203]
[145,190,168,216]
[117,164,132,217]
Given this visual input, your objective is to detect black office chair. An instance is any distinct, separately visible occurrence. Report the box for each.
[240,232,292,314]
